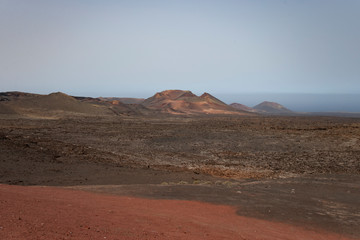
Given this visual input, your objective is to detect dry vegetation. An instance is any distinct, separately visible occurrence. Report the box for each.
[1,115,359,180]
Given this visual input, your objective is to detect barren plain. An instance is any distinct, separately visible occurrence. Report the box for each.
[1,115,360,239]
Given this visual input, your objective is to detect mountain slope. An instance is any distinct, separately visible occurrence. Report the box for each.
[0,103,18,115]
[98,97,145,104]
[16,92,113,114]
[0,92,129,117]
[230,103,256,112]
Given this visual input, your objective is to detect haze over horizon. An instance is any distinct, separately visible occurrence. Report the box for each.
[1,0,359,112]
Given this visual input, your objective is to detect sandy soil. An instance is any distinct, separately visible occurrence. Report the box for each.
[1,115,360,239]
[0,184,356,240]
[1,116,359,180]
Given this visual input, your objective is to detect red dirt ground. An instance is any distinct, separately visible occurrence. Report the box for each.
[0,184,355,240]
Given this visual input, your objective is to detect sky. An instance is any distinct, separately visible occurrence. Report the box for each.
[0,0,359,111]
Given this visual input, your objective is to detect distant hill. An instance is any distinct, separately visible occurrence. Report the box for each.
[0,92,146,117]
[230,103,257,112]
[253,101,292,114]
[142,90,251,115]
[1,92,115,117]
[230,101,294,115]
[74,95,141,115]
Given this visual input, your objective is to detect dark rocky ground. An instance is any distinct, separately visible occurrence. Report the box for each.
[0,115,359,238]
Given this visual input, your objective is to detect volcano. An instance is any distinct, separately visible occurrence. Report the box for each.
[142,90,251,115]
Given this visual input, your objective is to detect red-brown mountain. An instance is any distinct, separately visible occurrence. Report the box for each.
[142,90,250,115]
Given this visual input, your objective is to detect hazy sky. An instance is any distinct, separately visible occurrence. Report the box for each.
[0,0,359,110]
